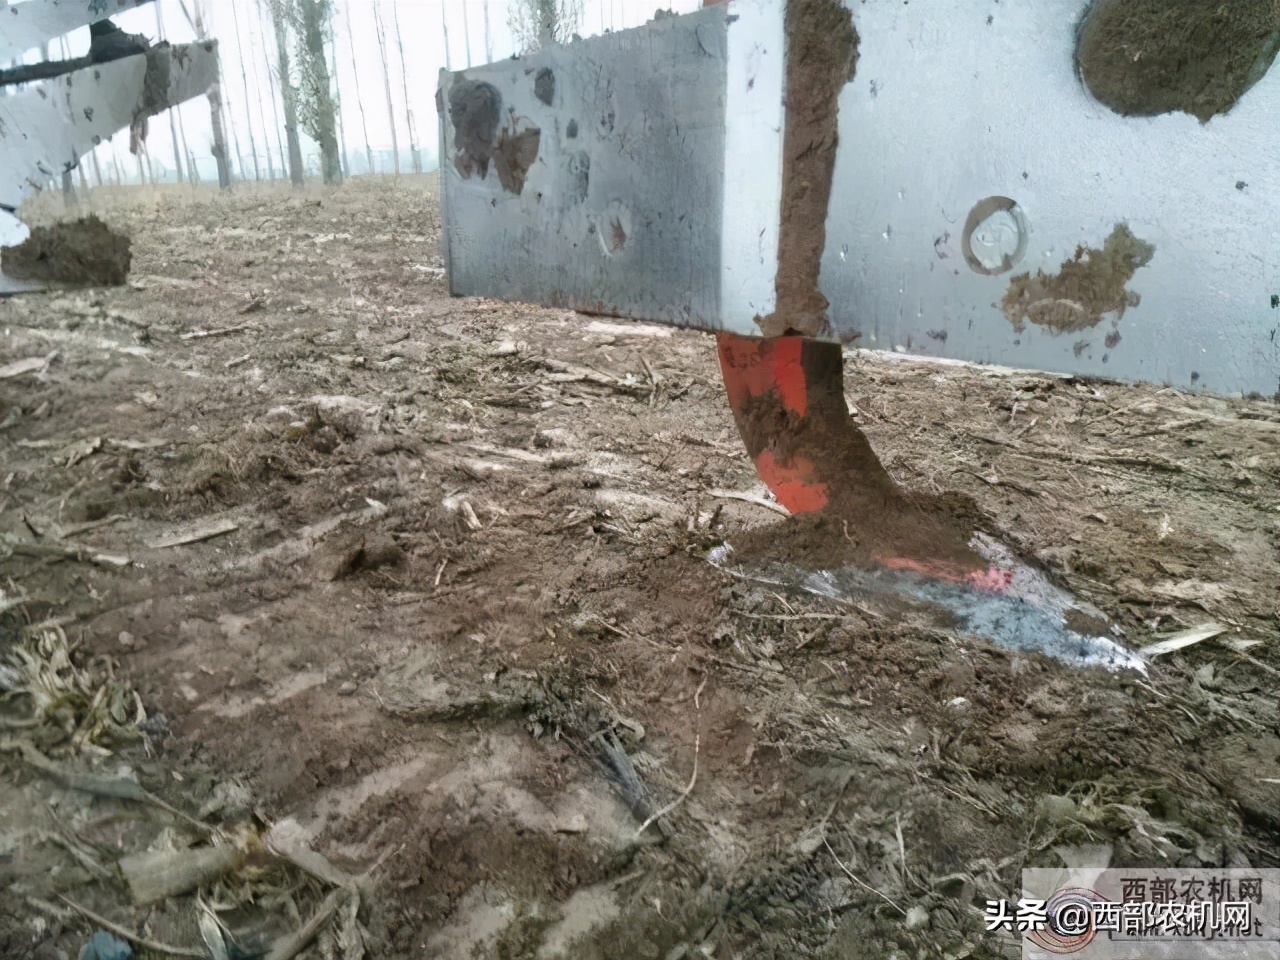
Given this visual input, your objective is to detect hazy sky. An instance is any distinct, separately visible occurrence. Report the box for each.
[45,0,700,183]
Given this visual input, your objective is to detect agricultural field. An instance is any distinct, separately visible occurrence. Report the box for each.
[0,176,1277,959]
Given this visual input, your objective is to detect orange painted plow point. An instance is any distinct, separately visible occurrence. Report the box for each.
[715,333,830,514]
[715,331,1014,593]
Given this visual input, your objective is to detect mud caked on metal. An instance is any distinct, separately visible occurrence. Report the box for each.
[437,0,1280,397]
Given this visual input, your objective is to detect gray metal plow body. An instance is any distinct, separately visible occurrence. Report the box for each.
[1,0,217,293]
[438,0,1280,396]
[0,0,156,62]
[1,43,219,213]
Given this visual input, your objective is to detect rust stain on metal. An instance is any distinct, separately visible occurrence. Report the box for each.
[609,217,627,252]
[756,0,859,338]
[597,201,632,256]
[1001,224,1155,334]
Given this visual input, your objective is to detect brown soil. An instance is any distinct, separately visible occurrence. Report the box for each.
[1,178,1277,960]
[1076,0,1280,122]
[494,124,542,196]
[1001,223,1155,335]
[2,215,132,287]
[757,0,858,339]
[730,339,982,572]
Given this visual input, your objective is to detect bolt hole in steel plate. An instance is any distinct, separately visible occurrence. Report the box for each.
[818,0,1280,393]
[960,196,1028,276]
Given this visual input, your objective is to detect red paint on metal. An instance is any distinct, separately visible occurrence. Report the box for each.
[699,0,1010,596]
[879,556,1014,592]
[716,331,830,514]
[716,331,1012,591]
[716,332,808,417]
[705,0,815,517]
[753,450,830,513]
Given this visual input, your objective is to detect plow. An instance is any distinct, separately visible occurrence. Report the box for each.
[0,0,219,292]
[2,0,1277,666]
[0,3,1277,955]
[436,0,1279,669]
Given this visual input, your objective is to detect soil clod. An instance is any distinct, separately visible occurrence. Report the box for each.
[1001,223,1154,334]
[1076,0,1280,122]
[2,216,132,287]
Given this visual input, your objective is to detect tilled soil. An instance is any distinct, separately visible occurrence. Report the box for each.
[1,176,1277,960]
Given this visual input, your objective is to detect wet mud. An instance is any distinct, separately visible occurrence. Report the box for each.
[1001,223,1154,335]
[1076,0,1280,122]
[447,78,541,196]
[727,339,984,574]
[1,214,131,287]
[447,79,503,181]
[757,0,858,338]
[534,67,555,106]
[137,43,173,121]
[493,124,541,195]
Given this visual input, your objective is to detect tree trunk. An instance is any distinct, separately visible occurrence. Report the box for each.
[462,0,473,67]
[328,32,350,178]
[55,37,80,206]
[247,1,276,181]
[154,2,185,183]
[178,0,232,188]
[441,4,452,70]
[294,0,343,185]
[230,0,262,181]
[373,0,400,176]
[344,1,375,174]
[484,0,494,62]
[538,0,556,48]
[219,51,248,183]
[208,81,233,188]
[175,95,194,185]
[56,36,82,207]
[391,0,420,174]
[257,0,290,179]
[270,1,306,186]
